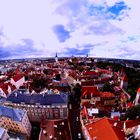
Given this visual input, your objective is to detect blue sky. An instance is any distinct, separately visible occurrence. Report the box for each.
[0,0,140,60]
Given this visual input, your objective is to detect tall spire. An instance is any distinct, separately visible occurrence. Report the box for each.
[55,52,58,58]
[55,52,58,62]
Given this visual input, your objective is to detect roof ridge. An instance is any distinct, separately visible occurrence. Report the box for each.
[95,117,122,140]
[106,118,124,140]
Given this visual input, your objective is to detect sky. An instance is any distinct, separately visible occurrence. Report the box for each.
[0,0,140,60]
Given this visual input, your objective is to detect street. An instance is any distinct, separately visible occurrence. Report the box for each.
[68,97,84,140]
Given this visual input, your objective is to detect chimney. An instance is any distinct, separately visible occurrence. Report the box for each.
[43,130,47,135]
[54,125,57,128]
[123,121,126,132]
[114,122,117,127]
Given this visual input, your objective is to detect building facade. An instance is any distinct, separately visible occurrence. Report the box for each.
[0,105,31,137]
[4,90,69,122]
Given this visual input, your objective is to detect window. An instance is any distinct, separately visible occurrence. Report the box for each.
[53,108,59,118]
[39,114,42,116]
[43,105,46,108]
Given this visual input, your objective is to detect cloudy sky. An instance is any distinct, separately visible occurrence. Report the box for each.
[0,0,140,60]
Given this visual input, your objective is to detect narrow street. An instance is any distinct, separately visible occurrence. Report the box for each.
[68,96,84,140]
[30,122,40,140]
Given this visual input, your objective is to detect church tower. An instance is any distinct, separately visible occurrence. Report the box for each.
[55,52,58,62]
[135,87,140,105]
[120,74,128,89]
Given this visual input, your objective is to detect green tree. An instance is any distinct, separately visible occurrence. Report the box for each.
[125,105,140,119]
[43,69,48,75]
[30,75,47,92]
[72,83,82,100]
[102,82,114,92]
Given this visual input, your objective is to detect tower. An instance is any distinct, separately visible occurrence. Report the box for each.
[135,87,140,105]
[55,52,58,62]
[120,74,128,89]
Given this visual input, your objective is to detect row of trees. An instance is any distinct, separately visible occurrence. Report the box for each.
[96,61,140,101]
[120,105,140,120]
[30,75,48,93]
[125,67,140,101]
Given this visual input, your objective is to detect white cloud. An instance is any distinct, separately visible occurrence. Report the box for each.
[0,0,67,53]
[0,0,139,60]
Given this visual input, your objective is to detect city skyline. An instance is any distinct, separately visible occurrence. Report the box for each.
[0,0,140,60]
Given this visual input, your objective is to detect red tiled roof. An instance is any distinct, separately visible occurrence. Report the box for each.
[81,81,94,86]
[125,119,140,128]
[24,70,31,75]
[14,68,20,74]
[0,82,16,96]
[68,70,76,78]
[8,83,16,91]
[101,77,110,82]
[113,116,120,121]
[47,63,52,68]
[0,83,9,95]
[96,68,112,74]
[12,74,24,82]
[137,87,140,93]
[127,102,133,108]
[83,71,98,76]
[81,101,90,107]
[99,106,113,112]
[6,72,14,77]
[81,79,106,85]
[53,69,60,75]
[82,86,99,97]
[78,76,94,81]
[85,118,125,140]
[40,119,72,140]
[99,92,115,98]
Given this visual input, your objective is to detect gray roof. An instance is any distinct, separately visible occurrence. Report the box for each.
[0,105,25,122]
[6,90,68,105]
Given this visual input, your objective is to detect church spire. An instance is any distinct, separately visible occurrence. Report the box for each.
[55,52,58,58]
[55,52,58,62]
